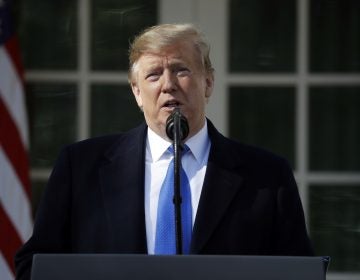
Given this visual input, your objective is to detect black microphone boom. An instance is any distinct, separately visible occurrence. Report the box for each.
[165,107,189,254]
[166,108,189,142]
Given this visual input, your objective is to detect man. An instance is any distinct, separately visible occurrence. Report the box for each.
[15,23,313,280]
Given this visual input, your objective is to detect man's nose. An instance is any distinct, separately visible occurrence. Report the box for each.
[161,70,177,93]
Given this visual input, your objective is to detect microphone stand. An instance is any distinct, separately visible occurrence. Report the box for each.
[172,108,183,255]
[166,107,189,255]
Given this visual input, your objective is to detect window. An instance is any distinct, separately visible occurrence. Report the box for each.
[227,0,360,277]
[18,0,157,214]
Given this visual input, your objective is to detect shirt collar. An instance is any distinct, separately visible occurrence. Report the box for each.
[147,121,210,164]
[147,128,171,162]
[184,121,210,164]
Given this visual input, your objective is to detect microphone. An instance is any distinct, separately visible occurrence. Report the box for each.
[166,108,189,141]
[165,107,189,254]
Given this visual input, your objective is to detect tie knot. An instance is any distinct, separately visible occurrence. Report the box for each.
[168,144,190,155]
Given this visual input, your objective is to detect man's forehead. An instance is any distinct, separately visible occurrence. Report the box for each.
[139,53,185,64]
[130,41,204,78]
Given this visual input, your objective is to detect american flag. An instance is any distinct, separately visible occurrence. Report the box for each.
[0,0,32,279]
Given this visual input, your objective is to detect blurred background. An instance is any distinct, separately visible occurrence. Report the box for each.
[6,0,360,279]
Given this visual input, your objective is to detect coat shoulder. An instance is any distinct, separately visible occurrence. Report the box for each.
[63,122,147,160]
[208,120,290,171]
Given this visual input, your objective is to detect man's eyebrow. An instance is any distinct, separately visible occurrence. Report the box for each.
[143,63,162,72]
[168,61,188,68]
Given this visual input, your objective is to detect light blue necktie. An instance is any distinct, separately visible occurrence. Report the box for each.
[155,145,192,254]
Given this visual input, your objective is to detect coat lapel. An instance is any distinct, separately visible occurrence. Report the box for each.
[191,120,245,253]
[99,123,148,253]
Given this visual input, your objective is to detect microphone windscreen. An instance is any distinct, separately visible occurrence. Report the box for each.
[166,108,189,141]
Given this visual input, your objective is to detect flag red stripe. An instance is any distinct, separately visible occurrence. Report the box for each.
[0,97,31,199]
[4,36,25,82]
[0,203,23,275]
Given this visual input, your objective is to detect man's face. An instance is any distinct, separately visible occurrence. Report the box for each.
[131,41,214,140]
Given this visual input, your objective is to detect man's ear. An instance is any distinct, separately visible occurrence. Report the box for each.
[205,73,214,98]
[131,83,143,108]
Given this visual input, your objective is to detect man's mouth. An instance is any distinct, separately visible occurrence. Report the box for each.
[163,101,181,108]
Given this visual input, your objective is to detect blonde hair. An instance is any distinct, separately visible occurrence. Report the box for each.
[128,23,213,83]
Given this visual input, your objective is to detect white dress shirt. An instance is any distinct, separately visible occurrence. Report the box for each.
[144,122,211,254]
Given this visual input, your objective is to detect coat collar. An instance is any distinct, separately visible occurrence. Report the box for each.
[190,120,245,253]
[99,123,148,253]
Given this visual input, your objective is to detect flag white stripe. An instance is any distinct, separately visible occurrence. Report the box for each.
[0,147,32,243]
[0,47,29,148]
[0,254,14,280]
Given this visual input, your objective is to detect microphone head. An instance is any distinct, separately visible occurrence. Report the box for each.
[166,108,189,141]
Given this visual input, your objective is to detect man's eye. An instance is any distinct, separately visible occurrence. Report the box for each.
[146,72,160,80]
[177,68,190,76]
